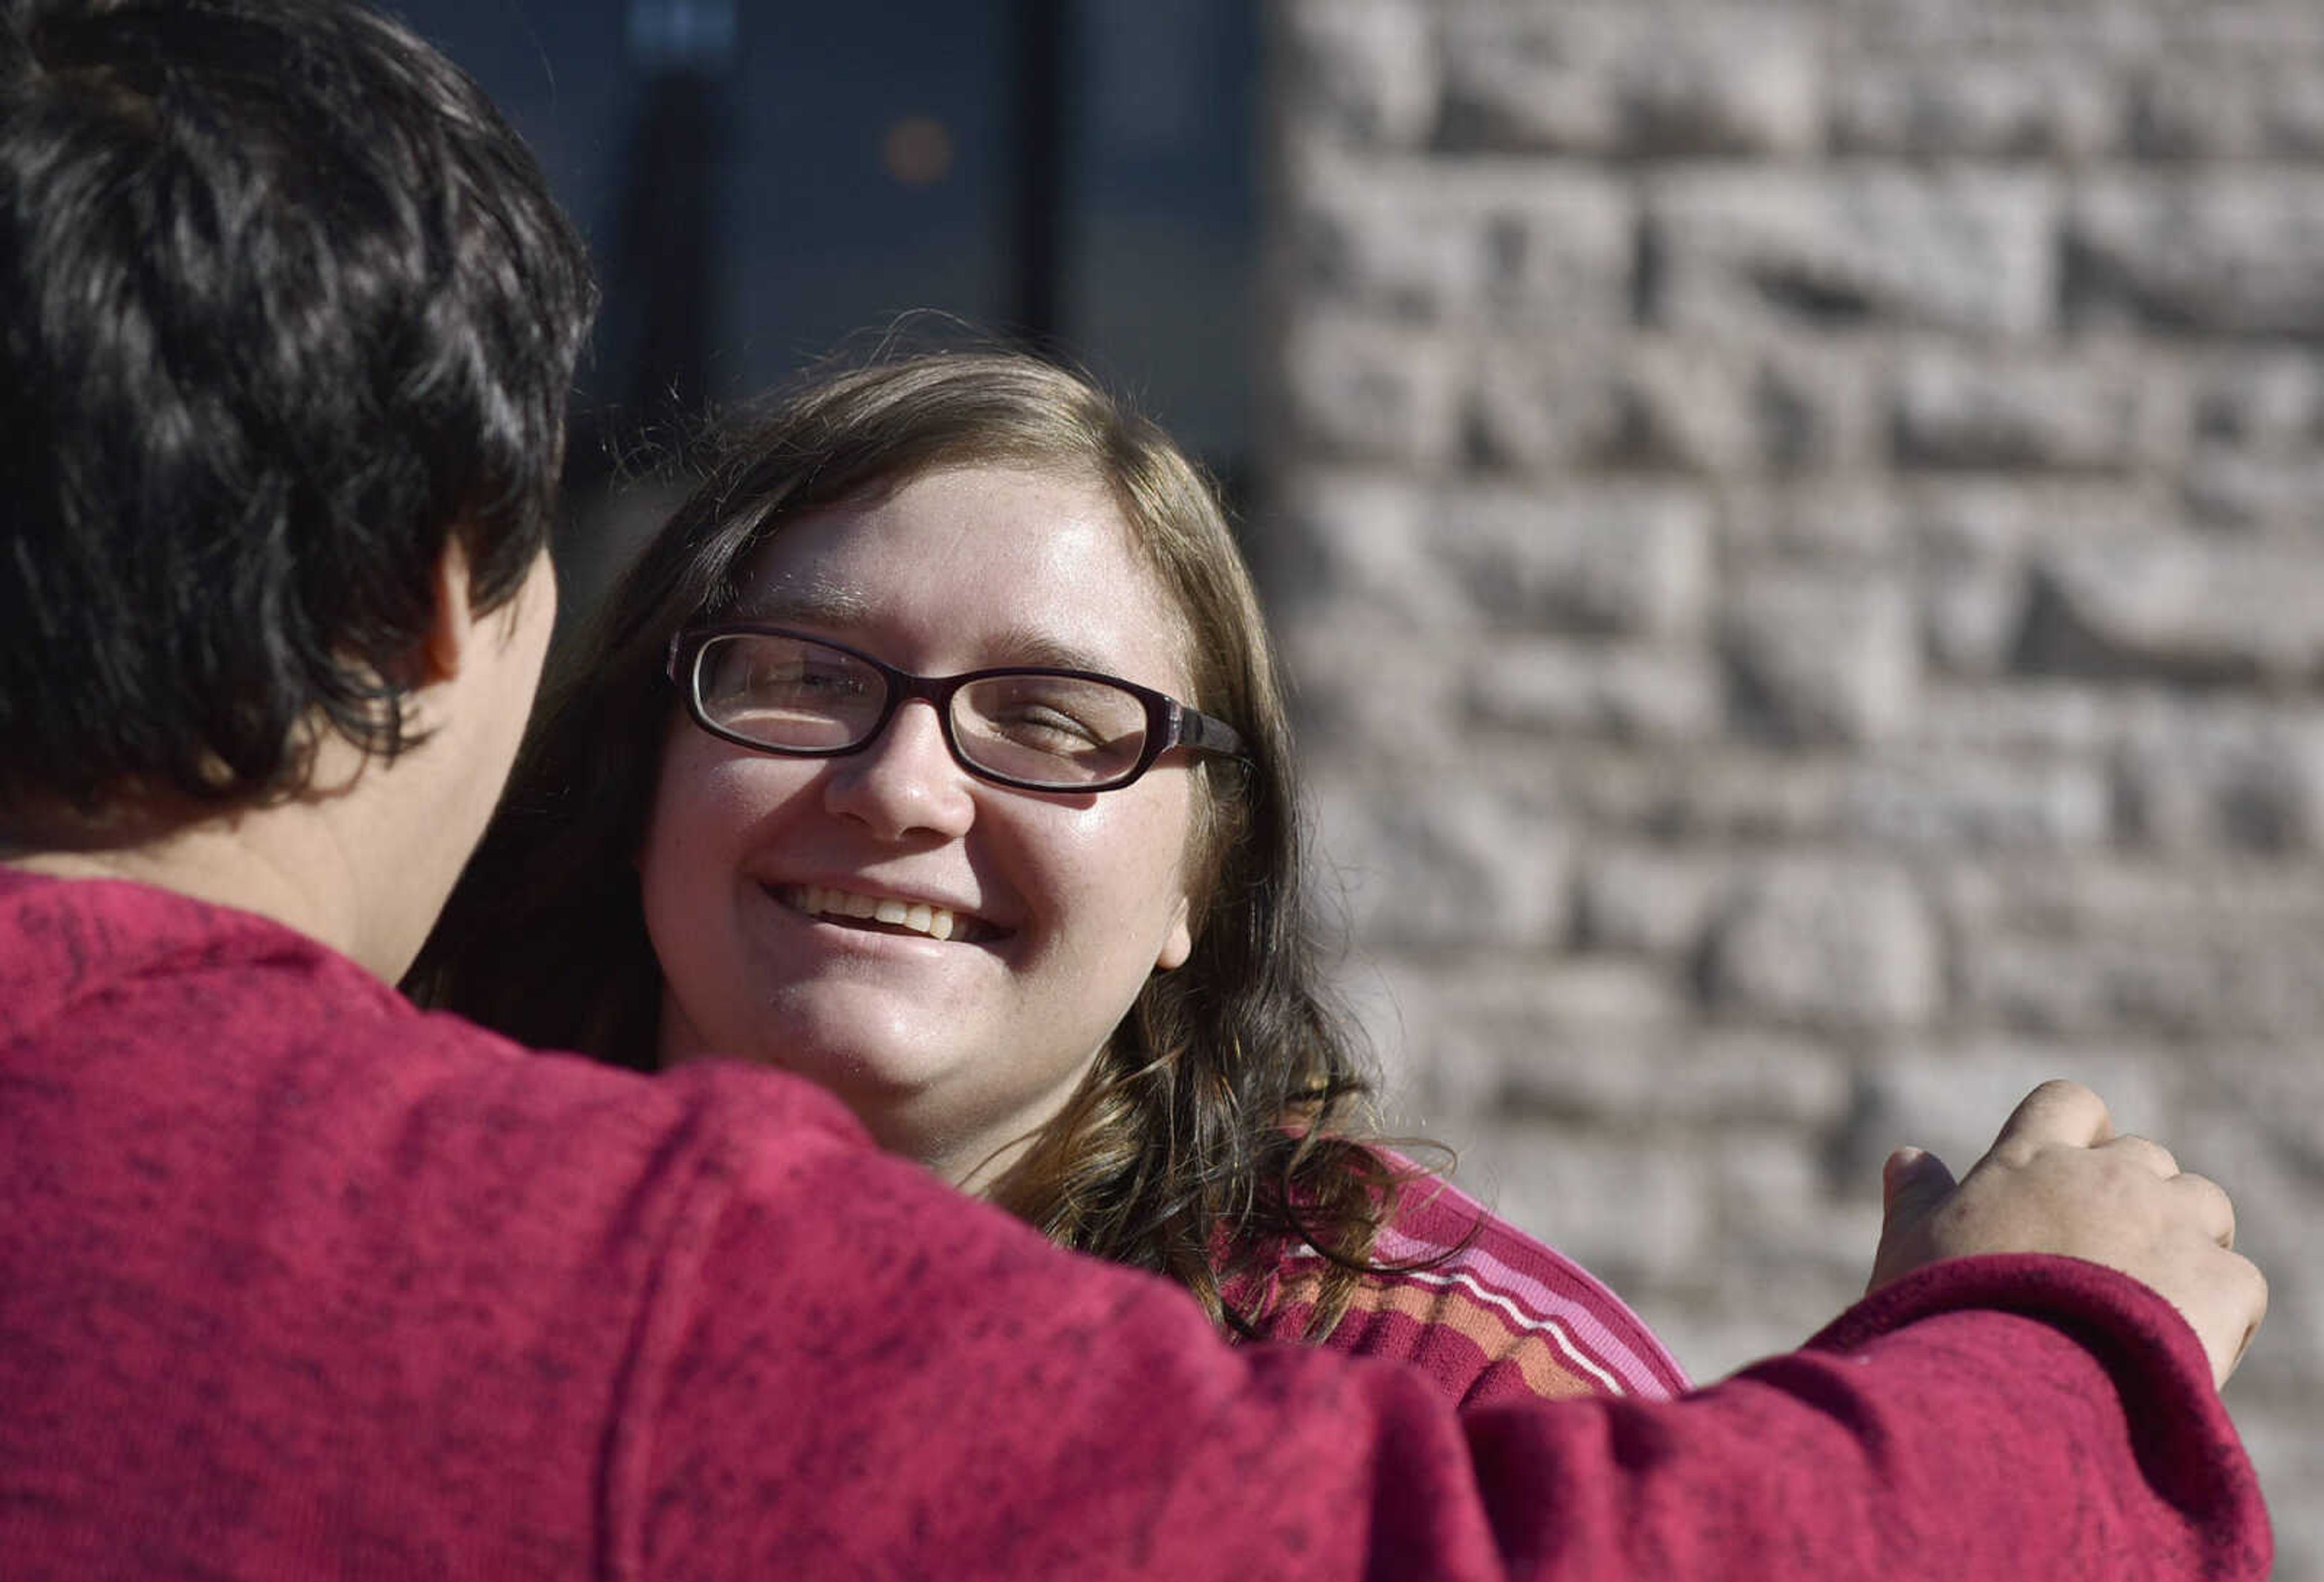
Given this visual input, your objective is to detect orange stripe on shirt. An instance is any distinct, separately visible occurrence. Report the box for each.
[1272,1264,1607,1402]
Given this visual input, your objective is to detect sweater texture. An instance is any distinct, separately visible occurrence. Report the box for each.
[0,869,2271,1580]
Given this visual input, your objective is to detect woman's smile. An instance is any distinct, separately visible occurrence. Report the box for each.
[768,881,1006,945]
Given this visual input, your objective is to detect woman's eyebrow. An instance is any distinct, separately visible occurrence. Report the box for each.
[729,580,870,626]
[977,626,1124,676]
[729,585,1137,678]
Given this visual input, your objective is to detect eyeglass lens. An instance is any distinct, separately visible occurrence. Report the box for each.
[692,631,1153,789]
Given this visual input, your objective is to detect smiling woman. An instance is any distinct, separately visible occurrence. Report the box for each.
[637,464,1209,1189]
[411,348,1687,1406]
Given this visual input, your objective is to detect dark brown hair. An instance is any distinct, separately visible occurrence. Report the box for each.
[1,0,594,817]
[413,349,1415,1333]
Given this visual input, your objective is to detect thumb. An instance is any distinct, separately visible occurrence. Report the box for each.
[1869,1146,1959,1294]
[1882,1145,1957,1222]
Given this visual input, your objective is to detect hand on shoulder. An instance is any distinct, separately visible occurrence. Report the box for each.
[1868,1078,2267,1390]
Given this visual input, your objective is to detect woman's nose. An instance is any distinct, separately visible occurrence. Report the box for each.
[819,698,977,840]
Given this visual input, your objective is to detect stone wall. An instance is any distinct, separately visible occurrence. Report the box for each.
[1258,2,2324,1571]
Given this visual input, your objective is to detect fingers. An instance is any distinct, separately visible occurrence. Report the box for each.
[1872,1080,2266,1391]
[2097,1132,2180,1180]
[1989,1078,2114,1162]
[2095,1133,2234,1242]
[2171,1170,2238,1250]
[1991,1093,2233,1249]
[2199,1248,2269,1389]
[2084,1132,2234,1244]
[2231,1253,2268,1372]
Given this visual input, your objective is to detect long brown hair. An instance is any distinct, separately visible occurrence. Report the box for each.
[413,349,1414,1333]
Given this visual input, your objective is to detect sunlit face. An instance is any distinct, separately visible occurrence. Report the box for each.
[637,465,1202,1190]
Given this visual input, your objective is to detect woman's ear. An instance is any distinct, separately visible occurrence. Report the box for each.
[1154,892,1194,973]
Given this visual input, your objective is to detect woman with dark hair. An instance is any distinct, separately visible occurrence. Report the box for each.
[416,347,1685,1405]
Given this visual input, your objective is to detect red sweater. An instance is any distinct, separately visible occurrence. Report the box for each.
[0,870,2271,1580]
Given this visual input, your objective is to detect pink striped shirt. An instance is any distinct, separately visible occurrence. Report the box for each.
[1229,1165,1690,1406]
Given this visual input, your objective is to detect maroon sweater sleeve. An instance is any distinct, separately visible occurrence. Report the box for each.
[0,873,2271,1581]
[626,1094,2271,1581]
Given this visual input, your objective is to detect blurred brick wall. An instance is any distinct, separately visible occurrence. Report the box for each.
[1256,2,2324,1571]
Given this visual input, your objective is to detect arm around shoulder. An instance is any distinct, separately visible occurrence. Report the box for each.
[615,1076,2271,1582]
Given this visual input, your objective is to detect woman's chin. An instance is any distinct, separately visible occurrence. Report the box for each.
[738,1013,950,1107]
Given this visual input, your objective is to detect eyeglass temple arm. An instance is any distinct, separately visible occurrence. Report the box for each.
[1172,705,1247,760]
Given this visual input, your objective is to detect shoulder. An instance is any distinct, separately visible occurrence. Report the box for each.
[0,867,878,1241]
[1244,1154,1692,1408]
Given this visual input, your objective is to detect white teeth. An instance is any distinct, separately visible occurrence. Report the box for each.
[787,884,961,942]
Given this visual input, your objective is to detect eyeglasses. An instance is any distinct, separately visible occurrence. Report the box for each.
[666,625,1249,793]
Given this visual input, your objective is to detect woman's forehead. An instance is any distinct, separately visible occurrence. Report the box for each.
[728,465,1198,680]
